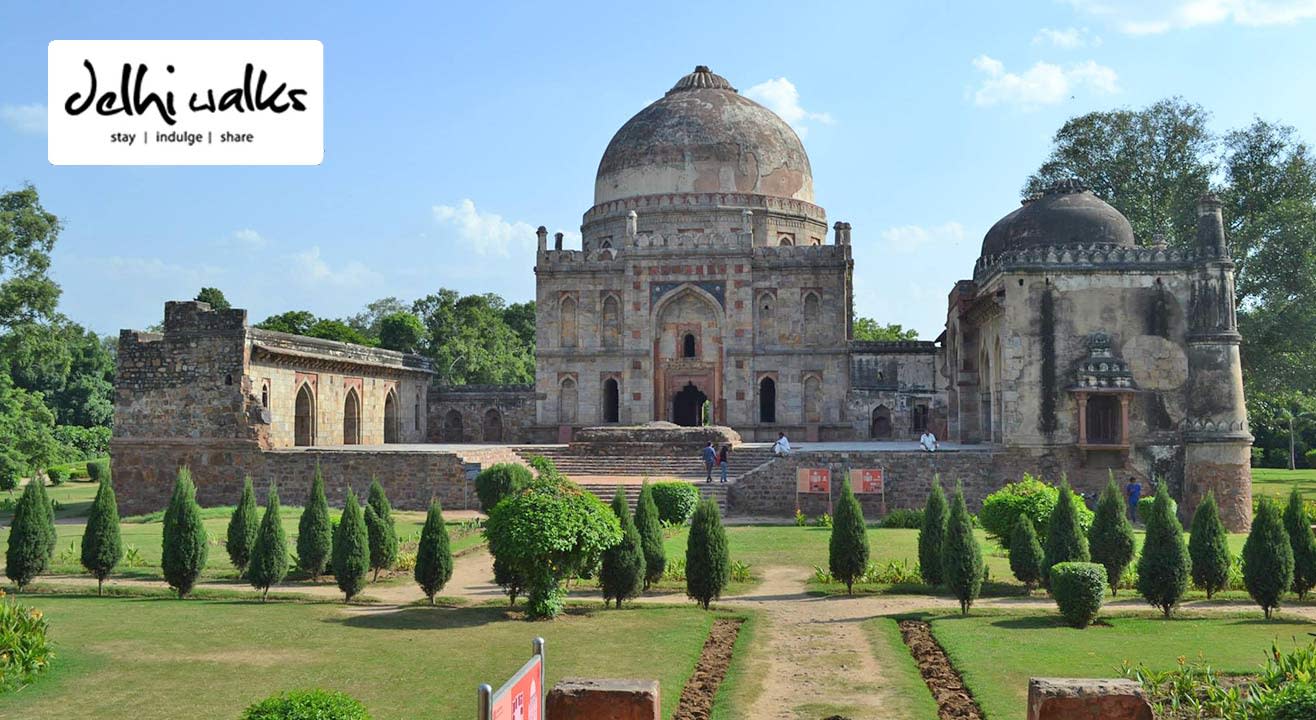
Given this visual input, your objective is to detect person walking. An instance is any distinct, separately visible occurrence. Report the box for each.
[1125,476,1142,521]
[702,441,717,483]
[718,444,731,483]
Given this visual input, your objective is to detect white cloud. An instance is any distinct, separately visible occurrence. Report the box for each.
[744,77,834,137]
[433,198,578,256]
[1032,26,1102,47]
[223,228,267,251]
[880,222,967,254]
[1,103,46,134]
[286,246,381,288]
[970,55,1119,108]
[1066,0,1316,34]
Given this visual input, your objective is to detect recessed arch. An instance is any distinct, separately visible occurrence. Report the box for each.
[871,404,893,439]
[804,374,823,423]
[294,383,316,447]
[559,295,578,348]
[602,378,620,423]
[482,407,503,443]
[384,388,400,444]
[559,377,578,424]
[759,376,777,424]
[343,387,361,445]
[682,333,697,358]
[442,409,463,442]
[601,293,622,349]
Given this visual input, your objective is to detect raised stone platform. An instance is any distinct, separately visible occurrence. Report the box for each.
[572,422,741,452]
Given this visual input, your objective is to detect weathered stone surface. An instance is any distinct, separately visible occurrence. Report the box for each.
[546,678,660,720]
[1027,677,1153,720]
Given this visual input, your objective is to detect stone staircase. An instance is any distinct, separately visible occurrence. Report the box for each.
[578,480,733,513]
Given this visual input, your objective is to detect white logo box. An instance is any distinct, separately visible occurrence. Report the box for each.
[48,40,323,165]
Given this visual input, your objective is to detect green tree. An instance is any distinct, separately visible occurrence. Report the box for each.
[474,463,533,514]
[413,500,454,605]
[600,488,646,608]
[247,484,289,601]
[344,296,409,340]
[332,491,370,601]
[685,498,730,610]
[493,555,524,606]
[297,468,334,581]
[634,480,666,589]
[226,477,259,577]
[485,475,621,619]
[254,310,318,336]
[1009,517,1045,591]
[307,319,374,346]
[0,373,60,480]
[378,311,426,352]
[918,478,948,586]
[80,476,122,595]
[1244,496,1295,619]
[1136,483,1192,618]
[4,477,51,589]
[0,185,62,329]
[1188,492,1232,599]
[365,479,399,581]
[1042,481,1090,587]
[30,474,55,561]
[853,317,919,341]
[194,287,231,310]
[161,468,208,599]
[503,301,537,348]
[1283,489,1316,600]
[412,290,534,385]
[828,478,870,594]
[941,484,984,614]
[1088,477,1136,595]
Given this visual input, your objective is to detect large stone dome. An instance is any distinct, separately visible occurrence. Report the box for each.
[981,179,1135,259]
[594,66,815,206]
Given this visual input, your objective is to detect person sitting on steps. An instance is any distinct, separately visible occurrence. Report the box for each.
[773,431,791,456]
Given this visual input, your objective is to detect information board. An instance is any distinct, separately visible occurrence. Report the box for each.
[796,467,831,494]
[855,468,884,494]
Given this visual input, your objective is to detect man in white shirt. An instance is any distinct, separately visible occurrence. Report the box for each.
[773,431,792,456]
[920,430,938,453]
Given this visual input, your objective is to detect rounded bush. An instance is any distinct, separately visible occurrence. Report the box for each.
[47,468,68,486]
[979,475,1093,552]
[85,460,109,484]
[1137,495,1177,524]
[240,689,371,720]
[474,463,534,514]
[880,508,924,529]
[650,481,700,524]
[1051,562,1106,628]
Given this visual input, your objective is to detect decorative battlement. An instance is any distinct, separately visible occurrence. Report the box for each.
[1182,417,1251,438]
[974,242,1198,282]
[163,300,248,337]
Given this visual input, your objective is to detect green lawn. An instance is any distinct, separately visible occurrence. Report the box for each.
[931,611,1316,719]
[866,618,942,719]
[5,595,721,719]
[1252,467,1316,500]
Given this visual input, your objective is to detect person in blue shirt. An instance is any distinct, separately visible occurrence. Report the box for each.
[702,441,717,483]
[718,444,731,483]
[1125,477,1142,522]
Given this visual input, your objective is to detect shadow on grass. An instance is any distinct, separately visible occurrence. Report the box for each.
[328,604,511,630]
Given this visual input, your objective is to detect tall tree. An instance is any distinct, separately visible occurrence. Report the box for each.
[194,287,231,310]
[296,468,333,581]
[1283,489,1316,600]
[413,500,454,605]
[80,476,122,595]
[412,289,534,385]
[853,318,919,342]
[1042,481,1090,587]
[0,185,62,329]
[365,479,399,581]
[600,488,645,608]
[1088,477,1136,595]
[685,498,730,610]
[1136,483,1192,618]
[634,481,666,590]
[378,311,426,353]
[828,477,870,594]
[942,484,984,615]
[255,310,318,336]
[918,478,948,586]
[247,484,289,600]
[226,477,259,577]
[332,491,370,601]
[1188,492,1231,599]
[4,477,51,589]
[1243,496,1294,619]
[161,468,208,599]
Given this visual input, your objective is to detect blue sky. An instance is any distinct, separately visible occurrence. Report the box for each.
[3,0,1316,339]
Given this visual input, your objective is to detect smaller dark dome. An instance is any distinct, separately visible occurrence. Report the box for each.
[980,179,1134,259]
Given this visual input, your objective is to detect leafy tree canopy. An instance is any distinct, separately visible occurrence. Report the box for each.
[194,287,231,310]
[854,318,919,342]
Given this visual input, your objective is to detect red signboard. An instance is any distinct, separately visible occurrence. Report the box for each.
[796,468,831,494]
[855,469,884,494]
[491,654,542,720]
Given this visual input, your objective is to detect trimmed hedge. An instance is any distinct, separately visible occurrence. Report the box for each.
[1050,561,1106,628]
[650,481,700,524]
[880,508,924,529]
[1138,494,1178,524]
[240,689,371,719]
[979,475,1093,552]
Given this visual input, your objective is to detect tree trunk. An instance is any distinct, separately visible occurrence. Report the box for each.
[1291,417,1297,471]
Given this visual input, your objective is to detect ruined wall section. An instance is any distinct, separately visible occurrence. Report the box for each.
[428,384,539,443]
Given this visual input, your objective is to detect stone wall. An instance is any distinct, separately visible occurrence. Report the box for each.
[427,385,538,443]
[111,439,475,515]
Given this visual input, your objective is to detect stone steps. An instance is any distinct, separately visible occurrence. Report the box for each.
[514,447,777,481]
[579,480,731,514]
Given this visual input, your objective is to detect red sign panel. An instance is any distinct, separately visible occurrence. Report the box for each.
[796,468,831,494]
[855,469,884,494]
[491,654,542,720]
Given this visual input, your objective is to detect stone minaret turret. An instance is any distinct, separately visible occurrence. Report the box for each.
[1181,193,1252,531]
[536,225,548,254]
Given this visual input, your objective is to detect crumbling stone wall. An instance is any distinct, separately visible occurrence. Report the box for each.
[427,384,538,443]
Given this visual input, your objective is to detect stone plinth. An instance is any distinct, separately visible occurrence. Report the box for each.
[572,422,741,453]
[1027,677,1152,720]
[546,678,660,720]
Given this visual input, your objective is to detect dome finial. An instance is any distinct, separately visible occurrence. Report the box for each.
[668,66,737,94]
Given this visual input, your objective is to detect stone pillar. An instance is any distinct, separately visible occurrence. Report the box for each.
[536,225,547,254]
[547,678,660,720]
[1183,194,1252,531]
[554,232,564,251]
[626,210,638,241]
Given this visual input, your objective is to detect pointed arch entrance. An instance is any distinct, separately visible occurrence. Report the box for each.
[294,383,315,446]
[343,388,361,445]
[652,284,723,426]
[672,382,708,427]
[384,389,400,444]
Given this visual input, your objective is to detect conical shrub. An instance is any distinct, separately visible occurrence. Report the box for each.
[80,477,122,595]
[941,484,984,614]
[1089,477,1135,596]
[297,467,333,581]
[1188,492,1231,599]
[1283,489,1316,600]
[248,484,288,600]
[31,477,56,561]
[918,477,948,586]
[634,481,666,589]
[226,477,259,577]
[161,468,208,599]
[828,478,870,594]
[333,491,370,601]
[1009,516,1044,591]
[1244,496,1294,619]
[685,498,730,610]
[1043,480,1090,588]
[600,488,645,608]
[413,500,453,605]
[4,479,52,590]
[365,479,398,582]
[1136,482,1191,618]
